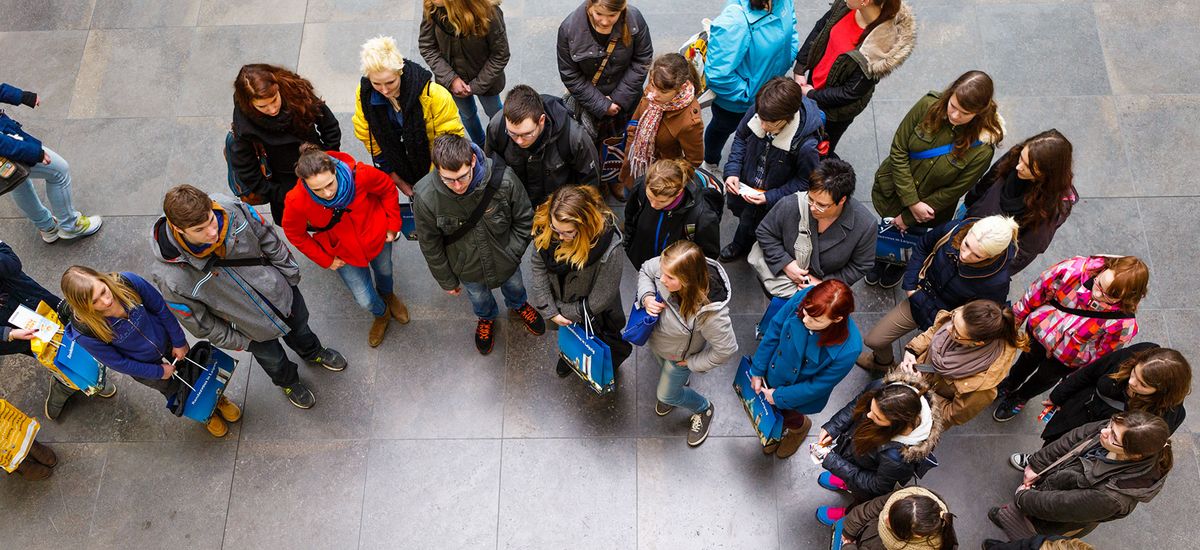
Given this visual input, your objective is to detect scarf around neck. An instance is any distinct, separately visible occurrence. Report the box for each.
[538,224,615,276]
[305,158,355,210]
[999,169,1028,218]
[173,202,229,259]
[627,81,696,180]
[929,321,1005,379]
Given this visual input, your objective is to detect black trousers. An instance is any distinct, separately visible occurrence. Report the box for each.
[824,117,856,154]
[999,336,1074,402]
[246,286,324,387]
[726,192,768,251]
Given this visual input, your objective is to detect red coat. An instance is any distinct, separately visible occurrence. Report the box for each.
[282,151,401,268]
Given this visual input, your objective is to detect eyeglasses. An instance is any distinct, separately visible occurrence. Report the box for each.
[439,171,472,185]
[505,122,541,141]
[1101,422,1124,448]
[551,226,577,239]
[808,197,835,213]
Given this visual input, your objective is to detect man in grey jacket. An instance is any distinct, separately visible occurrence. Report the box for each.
[150,185,346,409]
[414,134,545,355]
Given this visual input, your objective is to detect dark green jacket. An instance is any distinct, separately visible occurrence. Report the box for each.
[872,91,1001,228]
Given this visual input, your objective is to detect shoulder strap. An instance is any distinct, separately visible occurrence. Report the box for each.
[305,166,357,234]
[210,256,272,268]
[797,192,811,235]
[443,155,508,247]
[591,15,623,86]
[917,227,956,282]
[1047,299,1134,320]
[909,140,985,160]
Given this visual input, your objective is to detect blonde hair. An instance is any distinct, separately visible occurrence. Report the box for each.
[423,0,498,37]
[60,266,142,344]
[968,215,1019,258]
[645,158,691,198]
[532,185,613,269]
[360,36,405,76]
[660,241,711,319]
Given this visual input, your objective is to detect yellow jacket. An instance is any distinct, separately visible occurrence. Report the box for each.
[352,80,465,172]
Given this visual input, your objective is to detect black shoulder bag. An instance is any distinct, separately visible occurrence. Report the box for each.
[442,156,508,247]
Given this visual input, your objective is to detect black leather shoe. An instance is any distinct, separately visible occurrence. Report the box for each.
[719,243,747,263]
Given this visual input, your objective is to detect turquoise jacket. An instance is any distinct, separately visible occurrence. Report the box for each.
[750,287,862,413]
[704,0,800,113]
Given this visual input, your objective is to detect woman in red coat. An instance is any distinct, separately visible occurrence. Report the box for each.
[282,145,409,347]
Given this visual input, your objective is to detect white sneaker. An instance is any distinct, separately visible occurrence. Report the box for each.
[39,228,59,243]
[57,215,103,240]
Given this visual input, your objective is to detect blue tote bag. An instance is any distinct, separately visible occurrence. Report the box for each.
[731,356,784,447]
[558,300,615,394]
[621,293,660,346]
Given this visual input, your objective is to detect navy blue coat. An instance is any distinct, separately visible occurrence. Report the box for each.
[68,272,188,381]
[0,83,44,165]
[724,95,824,206]
[750,287,862,413]
[0,241,60,342]
[902,218,1014,330]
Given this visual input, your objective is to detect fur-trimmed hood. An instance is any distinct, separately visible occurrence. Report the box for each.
[850,2,916,79]
[882,368,946,463]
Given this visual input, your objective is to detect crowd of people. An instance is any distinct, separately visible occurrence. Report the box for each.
[0,1,1189,548]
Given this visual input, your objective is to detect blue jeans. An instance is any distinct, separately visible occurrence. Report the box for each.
[9,147,82,232]
[462,269,527,320]
[702,103,746,166]
[335,241,395,317]
[454,94,503,146]
[655,356,710,414]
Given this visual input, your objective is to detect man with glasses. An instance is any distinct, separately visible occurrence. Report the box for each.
[484,84,599,207]
[413,134,545,355]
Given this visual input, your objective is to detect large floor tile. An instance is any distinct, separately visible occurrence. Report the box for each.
[871,7,983,102]
[304,0,416,23]
[69,28,194,118]
[359,439,501,550]
[1135,197,1199,309]
[0,442,106,546]
[87,440,236,549]
[223,440,367,550]
[53,117,181,215]
[296,21,421,114]
[0,30,88,120]
[176,23,303,117]
[1116,95,1200,197]
[976,3,1111,97]
[1161,309,1200,435]
[90,0,201,28]
[1096,1,1200,95]
[498,438,637,550]
[195,0,306,26]
[0,0,95,31]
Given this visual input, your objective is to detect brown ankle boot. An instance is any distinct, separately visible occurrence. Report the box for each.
[384,293,410,324]
[15,457,52,480]
[369,304,392,347]
[27,441,57,468]
[776,417,812,459]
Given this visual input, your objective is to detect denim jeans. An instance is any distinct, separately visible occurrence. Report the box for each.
[454,94,503,146]
[655,356,710,414]
[702,103,746,165]
[246,286,324,387]
[9,147,82,232]
[336,241,394,317]
[462,269,527,320]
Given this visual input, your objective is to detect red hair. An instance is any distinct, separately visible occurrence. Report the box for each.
[797,279,855,346]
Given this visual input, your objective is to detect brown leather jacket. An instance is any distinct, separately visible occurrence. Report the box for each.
[618,96,704,189]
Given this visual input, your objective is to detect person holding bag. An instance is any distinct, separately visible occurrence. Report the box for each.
[282,145,410,348]
[231,64,342,223]
[751,158,876,298]
[993,255,1148,422]
[419,0,510,146]
[529,184,630,378]
[617,53,704,193]
[637,241,737,447]
[869,70,1004,287]
[60,267,242,438]
[990,411,1173,539]
[836,486,958,550]
[896,299,1025,428]
[751,279,861,458]
[623,158,722,270]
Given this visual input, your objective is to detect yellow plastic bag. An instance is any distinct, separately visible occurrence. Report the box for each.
[0,399,40,473]
[28,300,87,393]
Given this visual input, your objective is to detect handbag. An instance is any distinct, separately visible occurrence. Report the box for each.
[399,201,418,241]
[731,355,784,447]
[621,293,660,346]
[748,193,811,298]
[562,15,623,141]
[0,155,30,195]
[163,341,239,423]
[558,299,615,394]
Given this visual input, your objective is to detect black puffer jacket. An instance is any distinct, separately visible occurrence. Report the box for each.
[556,2,653,118]
[622,175,721,269]
[229,103,341,207]
[484,94,600,207]
[0,241,60,343]
[902,218,1015,330]
[821,370,946,499]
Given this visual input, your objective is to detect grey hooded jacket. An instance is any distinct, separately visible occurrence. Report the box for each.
[636,257,738,373]
[529,223,626,324]
[149,195,301,351]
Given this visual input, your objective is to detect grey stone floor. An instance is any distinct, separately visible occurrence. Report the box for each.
[0,0,1196,548]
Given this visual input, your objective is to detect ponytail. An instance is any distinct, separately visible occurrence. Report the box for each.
[938,512,958,550]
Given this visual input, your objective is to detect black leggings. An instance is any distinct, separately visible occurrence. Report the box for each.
[999,337,1074,402]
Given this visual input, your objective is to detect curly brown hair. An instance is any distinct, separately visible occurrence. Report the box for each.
[233,64,326,135]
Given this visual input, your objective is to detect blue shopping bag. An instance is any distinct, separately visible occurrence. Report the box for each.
[621,294,660,346]
[166,346,238,423]
[558,304,615,394]
[52,333,106,393]
[874,219,927,266]
[731,356,784,446]
[399,202,418,241]
[754,296,789,340]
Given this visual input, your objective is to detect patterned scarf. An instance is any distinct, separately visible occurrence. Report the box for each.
[171,202,229,259]
[627,81,695,180]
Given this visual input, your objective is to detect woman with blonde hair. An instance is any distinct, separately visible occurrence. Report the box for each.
[353,35,465,198]
[60,267,241,438]
[529,184,631,378]
[622,158,722,270]
[419,0,510,146]
[636,240,737,446]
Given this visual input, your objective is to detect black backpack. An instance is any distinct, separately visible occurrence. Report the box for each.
[682,167,725,240]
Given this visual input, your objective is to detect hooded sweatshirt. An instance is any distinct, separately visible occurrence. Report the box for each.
[636,257,738,373]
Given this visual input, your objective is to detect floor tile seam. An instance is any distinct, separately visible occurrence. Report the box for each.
[84,446,108,540]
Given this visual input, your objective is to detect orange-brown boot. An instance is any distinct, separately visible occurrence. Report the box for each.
[206,415,228,438]
[369,304,391,348]
[384,293,410,324]
[216,395,242,423]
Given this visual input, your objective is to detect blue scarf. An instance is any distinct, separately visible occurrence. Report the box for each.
[466,142,488,192]
[305,159,355,210]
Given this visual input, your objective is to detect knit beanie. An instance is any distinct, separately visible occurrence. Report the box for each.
[968,215,1019,257]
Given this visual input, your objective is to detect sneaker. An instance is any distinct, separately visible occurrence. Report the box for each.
[815,506,846,526]
[879,263,906,288]
[555,356,571,378]
[56,215,103,240]
[44,379,73,420]
[818,471,849,492]
[1009,452,1030,471]
[864,262,883,286]
[718,242,747,263]
[992,396,1026,422]
[512,304,546,336]
[687,405,714,447]
[39,228,59,243]
[216,395,242,423]
[206,415,228,438]
[475,319,495,355]
[307,348,347,372]
[655,401,674,416]
[282,381,316,409]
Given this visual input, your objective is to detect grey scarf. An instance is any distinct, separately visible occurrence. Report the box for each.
[930,322,1004,379]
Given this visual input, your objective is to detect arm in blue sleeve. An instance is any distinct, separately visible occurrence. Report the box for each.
[75,332,165,380]
[704,11,752,106]
[723,109,755,179]
[902,222,951,291]
[125,272,187,348]
[772,341,855,410]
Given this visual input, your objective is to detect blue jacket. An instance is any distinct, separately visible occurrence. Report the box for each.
[0,83,44,165]
[704,0,800,113]
[750,287,862,413]
[0,241,59,342]
[902,218,1015,330]
[68,272,188,381]
[725,95,823,205]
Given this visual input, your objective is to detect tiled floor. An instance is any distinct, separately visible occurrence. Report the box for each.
[0,1,1195,548]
